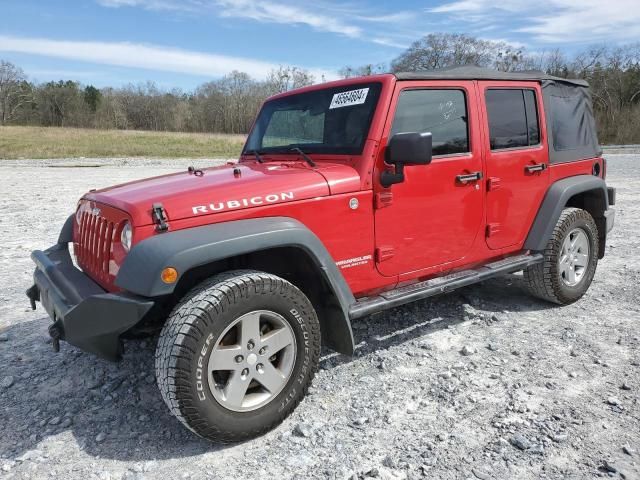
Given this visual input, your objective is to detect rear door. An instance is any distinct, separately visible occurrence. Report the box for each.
[479,82,550,249]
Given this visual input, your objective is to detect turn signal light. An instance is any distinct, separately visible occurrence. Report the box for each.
[161,267,178,284]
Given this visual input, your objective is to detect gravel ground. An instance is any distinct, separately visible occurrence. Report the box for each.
[0,155,638,480]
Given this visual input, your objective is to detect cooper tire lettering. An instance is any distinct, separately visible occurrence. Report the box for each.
[195,333,214,402]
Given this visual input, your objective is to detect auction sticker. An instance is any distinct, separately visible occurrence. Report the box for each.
[329,88,369,109]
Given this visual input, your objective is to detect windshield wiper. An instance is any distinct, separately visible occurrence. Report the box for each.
[245,149,264,163]
[289,147,316,167]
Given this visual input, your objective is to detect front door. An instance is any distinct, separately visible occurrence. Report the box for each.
[479,82,550,249]
[374,81,484,277]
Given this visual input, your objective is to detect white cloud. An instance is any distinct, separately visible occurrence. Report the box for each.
[96,0,188,9]
[214,0,362,38]
[0,35,338,80]
[94,0,410,48]
[519,0,640,43]
[371,37,410,49]
[430,0,640,44]
[431,0,529,13]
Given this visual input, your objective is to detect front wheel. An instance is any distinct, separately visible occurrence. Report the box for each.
[155,270,321,443]
[524,207,599,304]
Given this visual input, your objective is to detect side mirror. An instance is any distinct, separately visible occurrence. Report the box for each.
[381,132,432,187]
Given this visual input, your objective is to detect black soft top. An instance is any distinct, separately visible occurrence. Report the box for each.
[395,65,588,87]
[394,66,599,163]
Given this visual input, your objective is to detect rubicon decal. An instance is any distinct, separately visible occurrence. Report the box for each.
[192,192,294,214]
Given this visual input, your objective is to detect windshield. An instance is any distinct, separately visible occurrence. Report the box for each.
[244,82,382,156]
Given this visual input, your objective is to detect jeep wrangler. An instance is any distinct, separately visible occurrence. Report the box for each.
[27,66,615,442]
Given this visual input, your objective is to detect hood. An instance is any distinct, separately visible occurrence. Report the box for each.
[84,161,361,226]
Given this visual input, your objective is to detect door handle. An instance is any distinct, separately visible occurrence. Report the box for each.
[456,172,483,184]
[525,163,547,173]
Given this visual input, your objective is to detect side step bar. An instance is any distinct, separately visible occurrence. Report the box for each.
[349,253,543,319]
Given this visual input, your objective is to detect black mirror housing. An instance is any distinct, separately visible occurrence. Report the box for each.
[381,132,433,187]
[386,132,433,166]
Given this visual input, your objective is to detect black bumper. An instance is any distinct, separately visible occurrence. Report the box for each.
[27,242,154,361]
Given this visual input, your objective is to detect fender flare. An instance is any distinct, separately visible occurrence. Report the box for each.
[524,175,609,252]
[116,216,356,354]
[58,214,75,244]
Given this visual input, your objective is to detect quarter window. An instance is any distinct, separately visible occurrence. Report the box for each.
[391,89,469,156]
[485,89,540,150]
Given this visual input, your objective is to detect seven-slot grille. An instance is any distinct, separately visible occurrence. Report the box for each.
[76,210,116,284]
[73,201,128,289]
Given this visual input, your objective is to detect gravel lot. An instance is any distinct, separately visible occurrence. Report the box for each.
[0,155,638,480]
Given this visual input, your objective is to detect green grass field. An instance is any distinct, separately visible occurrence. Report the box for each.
[0,126,246,159]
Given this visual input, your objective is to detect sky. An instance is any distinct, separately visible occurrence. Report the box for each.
[0,0,638,90]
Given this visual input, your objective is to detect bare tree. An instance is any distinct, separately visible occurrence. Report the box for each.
[338,63,387,78]
[390,34,503,72]
[37,81,86,127]
[0,61,32,125]
[265,66,315,95]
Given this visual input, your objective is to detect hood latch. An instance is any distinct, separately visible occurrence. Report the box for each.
[188,166,204,176]
[152,203,169,232]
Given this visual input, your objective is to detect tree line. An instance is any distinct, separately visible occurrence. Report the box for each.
[0,65,314,134]
[1,33,639,144]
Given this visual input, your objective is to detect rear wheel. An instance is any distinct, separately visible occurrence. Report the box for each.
[524,207,599,304]
[155,270,321,442]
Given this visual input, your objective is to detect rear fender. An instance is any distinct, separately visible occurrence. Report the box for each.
[524,175,609,255]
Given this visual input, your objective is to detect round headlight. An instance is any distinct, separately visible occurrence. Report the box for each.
[121,221,132,252]
[75,204,84,225]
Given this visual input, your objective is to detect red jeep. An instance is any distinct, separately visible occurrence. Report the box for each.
[27,66,615,442]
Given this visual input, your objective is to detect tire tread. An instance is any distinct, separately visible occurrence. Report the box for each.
[524,207,598,304]
[155,269,320,443]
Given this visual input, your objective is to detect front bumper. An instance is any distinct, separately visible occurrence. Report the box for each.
[26,241,154,361]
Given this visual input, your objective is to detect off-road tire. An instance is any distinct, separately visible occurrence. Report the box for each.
[524,207,599,304]
[155,270,321,443]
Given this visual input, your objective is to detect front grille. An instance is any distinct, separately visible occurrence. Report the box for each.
[73,200,130,290]
[76,210,116,285]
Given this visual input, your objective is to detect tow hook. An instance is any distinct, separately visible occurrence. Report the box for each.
[26,285,39,310]
[48,324,62,353]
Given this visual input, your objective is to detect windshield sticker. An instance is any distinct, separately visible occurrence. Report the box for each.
[329,88,369,109]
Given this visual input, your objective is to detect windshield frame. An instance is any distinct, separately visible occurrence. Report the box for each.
[242,81,383,157]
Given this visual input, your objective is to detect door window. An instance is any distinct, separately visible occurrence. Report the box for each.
[391,89,469,156]
[485,89,540,150]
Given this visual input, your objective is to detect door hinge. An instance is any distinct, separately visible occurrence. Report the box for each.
[152,203,170,232]
[375,246,395,262]
[374,191,393,209]
[487,177,501,191]
[486,223,500,237]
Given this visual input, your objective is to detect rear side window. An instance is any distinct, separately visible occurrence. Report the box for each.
[486,89,540,150]
[391,89,469,156]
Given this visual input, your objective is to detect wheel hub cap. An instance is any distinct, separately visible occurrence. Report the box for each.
[207,310,296,412]
[558,227,590,287]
